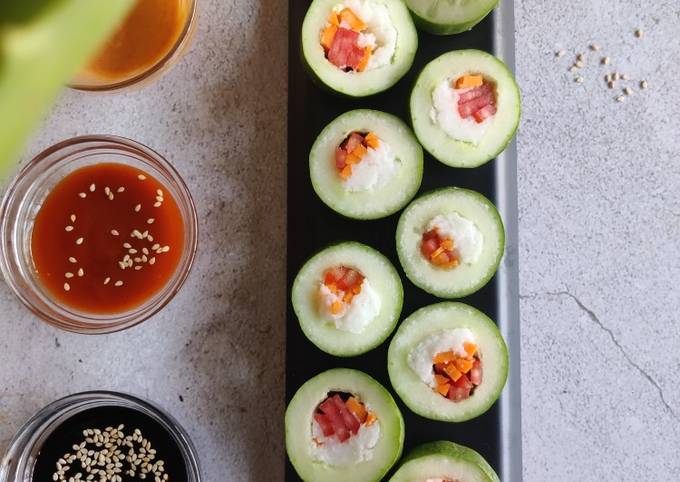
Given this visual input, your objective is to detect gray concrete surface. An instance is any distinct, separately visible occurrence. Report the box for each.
[1,0,679,481]
[516,1,680,481]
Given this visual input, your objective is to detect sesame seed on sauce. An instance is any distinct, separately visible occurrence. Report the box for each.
[30,163,184,314]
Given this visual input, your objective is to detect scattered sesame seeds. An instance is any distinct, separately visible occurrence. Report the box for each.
[114,281,123,287]
[608,81,615,89]
[153,202,162,208]
[151,244,160,251]
[576,53,585,62]
[123,243,132,249]
[590,43,601,51]
[575,76,584,83]
[65,226,74,232]
[104,187,111,196]
[134,266,143,271]
[142,248,149,255]
[568,65,577,73]
[149,258,156,265]
[137,174,147,181]
[78,192,87,199]
[65,272,74,279]
[89,184,96,192]
[76,237,84,245]
[111,229,120,236]
[575,60,584,68]
[160,246,170,253]
[78,268,84,277]
[129,249,138,254]
[70,214,76,223]
[156,189,163,197]
[104,277,111,285]
[635,28,643,38]
[640,80,648,89]
[155,196,164,202]
[69,257,77,264]
[117,187,125,193]
[601,56,610,65]
[146,218,155,225]
[63,283,70,292]
[613,72,620,81]
[147,235,154,242]
[108,193,115,201]
[616,95,626,102]
[555,49,566,58]
[132,230,142,238]
[621,74,630,80]
[134,204,142,213]
[624,87,633,95]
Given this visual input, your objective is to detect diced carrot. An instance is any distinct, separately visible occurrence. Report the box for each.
[345,397,368,423]
[321,25,338,50]
[454,358,473,374]
[343,292,354,304]
[339,8,366,31]
[455,75,484,89]
[350,142,368,160]
[464,342,477,357]
[365,412,377,426]
[433,351,456,364]
[328,11,340,26]
[440,238,454,250]
[444,363,462,382]
[436,382,450,397]
[352,284,362,294]
[340,165,353,179]
[434,363,448,375]
[431,251,451,266]
[326,283,338,294]
[357,47,372,72]
[364,132,380,149]
[331,301,343,314]
[345,152,361,165]
[430,246,445,260]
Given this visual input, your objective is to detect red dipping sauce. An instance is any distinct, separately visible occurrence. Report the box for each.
[31,163,184,314]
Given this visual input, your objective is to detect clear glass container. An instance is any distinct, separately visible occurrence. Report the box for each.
[0,135,198,334]
[0,391,201,482]
[69,0,198,92]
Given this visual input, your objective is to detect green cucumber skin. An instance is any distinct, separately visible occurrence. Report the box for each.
[395,188,506,299]
[392,441,501,482]
[407,1,499,36]
[292,241,404,357]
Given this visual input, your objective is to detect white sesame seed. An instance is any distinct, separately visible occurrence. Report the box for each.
[142,255,148,262]
[146,218,155,225]
[104,277,111,285]
[79,192,87,198]
[624,87,633,95]
[119,261,126,270]
[147,235,154,242]
[156,189,163,197]
[76,237,84,245]
[149,258,156,265]
[117,187,125,193]
[104,187,111,195]
[640,80,648,89]
[137,174,147,181]
[590,44,601,51]
[129,249,138,254]
[635,28,643,38]
[65,226,74,232]
[574,76,584,83]
[621,74,630,80]
[151,244,160,250]
[132,230,142,238]
[161,246,170,253]
[134,204,141,212]
[114,281,123,287]
[555,49,565,58]
[111,229,119,236]
[613,72,620,81]
[155,196,163,202]
[568,65,577,72]
[142,248,149,255]
[78,268,84,277]
[65,272,74,279]
[153,202,162,208]
[608,81,615,89]
[124,254,131,262]
[89,184,96,192]
[69,257,77,263]
[576,53,584,62]
[64,283,70,292]
[601,56,610,65]
[616,95,626,102]
[108,193,114,201]
[134,266,143,271]
[123,243,132,249]
[70,214,76,223]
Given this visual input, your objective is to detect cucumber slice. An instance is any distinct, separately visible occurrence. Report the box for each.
[286,368,405,482]
[310,110,423,220]
[389,441,500,482]
[292,242,403,356]
[396,188,504,298]
[410,49,521,168]
[387,302,508,422]
[301,0,418,97]
[405,0,499,35]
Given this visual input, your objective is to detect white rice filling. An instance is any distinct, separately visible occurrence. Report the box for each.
[343,137,398,192]
[311,410,381,466]
[429,76,496,145]
[331,0,398,71]
[408,329,476,388]
[318,278,381,333]
[426,213,484,265]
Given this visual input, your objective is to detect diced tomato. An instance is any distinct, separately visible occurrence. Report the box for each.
[447,385,471,402]
[331,395,360,435]
[327,27,364,70]
[325,266,347,284]
[337,268,362,291]
[420,238,439,258]
[458,92,495,118]
[314,413,334,437]
[473,104,497,123]
[458,83,492,103]
[319,398,350,442]
[470,359,483,385]
[335,147,347,169]
[344,132,364,153]
[453,373,473,390]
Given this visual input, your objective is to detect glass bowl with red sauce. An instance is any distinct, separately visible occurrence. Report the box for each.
[0,135,198,334]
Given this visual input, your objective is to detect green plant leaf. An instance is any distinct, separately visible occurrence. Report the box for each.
[0,0,134,173]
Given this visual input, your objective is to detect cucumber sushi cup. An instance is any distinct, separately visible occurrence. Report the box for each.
[302,0,418,97]
[410,49,521,168]
[389,441,500,482]
[310,110,423,220]
[286,368,405,482]
[292,242,403,356]
[388,302,508,422]
[404,0,499,35]
[396,188,504,299]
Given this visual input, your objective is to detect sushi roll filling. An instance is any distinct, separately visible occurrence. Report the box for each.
[320,0,398,72]
[420,213,484,269]
[318,265,381,333]
[430,74,498,145]
[408,329,483,403]
[335,131,398,191]
[312,392,380,465]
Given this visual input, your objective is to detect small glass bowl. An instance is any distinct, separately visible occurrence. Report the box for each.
[0,135,198,334]
[69,0,198,93]
[0,391,201,482]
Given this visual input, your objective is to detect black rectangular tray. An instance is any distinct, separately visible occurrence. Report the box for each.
[287,1,522,480]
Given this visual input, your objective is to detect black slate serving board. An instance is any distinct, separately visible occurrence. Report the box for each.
[287,2,522,480]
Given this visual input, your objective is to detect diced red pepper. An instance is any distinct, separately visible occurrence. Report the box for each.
[472,104,497,123]
[327,27,365,71]
[337,268,362,291]
[470,359,483,385]
[457,82,497,121]
[453,373,473,390]
[344,132,364,153]
[447,385,471,402]
[458,92,495,118]
[420,238,439,258]
[314,413,334,437]
[319,398,350,442]
[457,83,492,103]
[335,147,347,169]
[331,395,360,435]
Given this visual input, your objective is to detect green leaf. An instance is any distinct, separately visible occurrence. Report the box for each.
[0,0,135,172]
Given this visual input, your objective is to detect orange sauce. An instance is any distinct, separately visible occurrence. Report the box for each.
[31,163,185,314]
[84,0,190,81]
